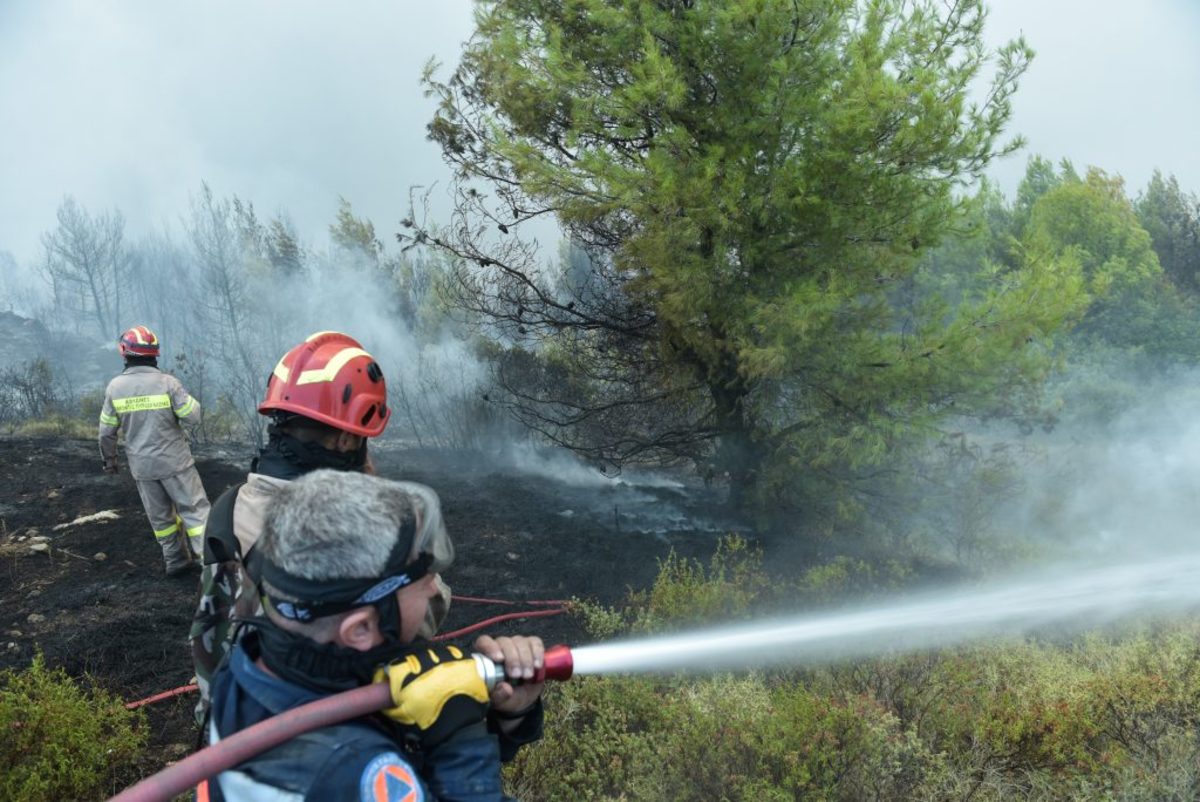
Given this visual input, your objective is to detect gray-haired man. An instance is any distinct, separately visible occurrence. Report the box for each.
[202,469,545,801]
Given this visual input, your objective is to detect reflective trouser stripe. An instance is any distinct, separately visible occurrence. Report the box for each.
[113,394,172,413]
[174,397,196,418]
[153,522,179,540]
[99,412,119,426]
[186,524,205,538]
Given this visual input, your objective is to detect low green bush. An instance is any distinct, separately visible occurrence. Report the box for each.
[14,414,93,439]
[0,653,146,802]
[521,544,1200,800]
[509,672,937,802]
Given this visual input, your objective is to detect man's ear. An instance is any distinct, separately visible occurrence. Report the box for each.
[336,607,381,652]
[334,430,363,454]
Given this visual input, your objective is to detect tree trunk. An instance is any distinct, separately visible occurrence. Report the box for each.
[708,355,761,512]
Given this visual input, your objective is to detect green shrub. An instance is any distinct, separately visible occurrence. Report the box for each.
[191,393,243,444]
[574,538,917,641]
[0,654,146,802]
[573,534,774,639]
[791,555,913,606]
[629,535,769,631]
[570,597,628,642]
[508,673,939,802]
[14,414,93,439]
[511,549,1200,801]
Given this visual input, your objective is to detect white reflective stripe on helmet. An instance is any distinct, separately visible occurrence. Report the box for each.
[295,347,370,385]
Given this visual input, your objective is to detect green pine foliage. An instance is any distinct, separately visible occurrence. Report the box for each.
[426,0,1088,518]
[1135,171,1200,296]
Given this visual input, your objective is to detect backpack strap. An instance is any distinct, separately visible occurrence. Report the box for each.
[203,482,247,565]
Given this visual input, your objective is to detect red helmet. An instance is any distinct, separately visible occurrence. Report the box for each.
[259,331,390,437]
[118,325,160,358]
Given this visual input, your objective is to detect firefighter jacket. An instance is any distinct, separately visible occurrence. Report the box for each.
[203,634,542,802]
[98,365,201,480]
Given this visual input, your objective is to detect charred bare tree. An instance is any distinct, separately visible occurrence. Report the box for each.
[403,189,715,475]
[126,232,203,364]
[186,184,269,445]
[40,197,129,341]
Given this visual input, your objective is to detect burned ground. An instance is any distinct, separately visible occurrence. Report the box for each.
[0,435,723,789]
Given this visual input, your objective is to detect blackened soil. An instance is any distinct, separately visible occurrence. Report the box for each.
[0,436,719,794]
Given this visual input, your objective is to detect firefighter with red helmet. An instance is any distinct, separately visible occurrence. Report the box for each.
[188,331,441,726]
[100,325,211,576]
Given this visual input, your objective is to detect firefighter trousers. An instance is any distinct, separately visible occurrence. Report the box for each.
[135,467,211,571]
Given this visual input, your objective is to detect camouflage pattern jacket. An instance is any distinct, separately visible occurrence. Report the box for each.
[190,472,290,723]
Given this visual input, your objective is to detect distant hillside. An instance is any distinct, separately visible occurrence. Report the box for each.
[0,311,114,393]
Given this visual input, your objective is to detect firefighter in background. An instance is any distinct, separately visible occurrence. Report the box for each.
[189,331,421,726]
[99,325,211,577]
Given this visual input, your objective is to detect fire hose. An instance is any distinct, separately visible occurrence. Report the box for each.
[108,645,574,802]
[123,596,569,710]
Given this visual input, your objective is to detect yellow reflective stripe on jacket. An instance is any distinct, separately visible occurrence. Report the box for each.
[153,522,180,539]
[174,397,197,418]
[113,394,172,413]
[296,348,369,385]
[99,412,119,427]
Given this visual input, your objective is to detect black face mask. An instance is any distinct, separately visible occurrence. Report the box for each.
[252,430,367,479]
[254,619,420,694]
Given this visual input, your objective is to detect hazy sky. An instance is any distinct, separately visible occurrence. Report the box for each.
[1,0,1197,268]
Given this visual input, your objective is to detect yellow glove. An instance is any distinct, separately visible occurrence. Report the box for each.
[375,645,489,748]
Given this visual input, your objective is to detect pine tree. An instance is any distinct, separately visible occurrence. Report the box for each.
[418,0,1083,516]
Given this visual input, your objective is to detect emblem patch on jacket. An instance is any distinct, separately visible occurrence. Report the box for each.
[360,752,422,802]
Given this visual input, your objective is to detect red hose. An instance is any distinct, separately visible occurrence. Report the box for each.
[125,683,198,710]
[120,598,570,709]
[453,595,569,606]
[108,682,393,802]
[435,607,567,641]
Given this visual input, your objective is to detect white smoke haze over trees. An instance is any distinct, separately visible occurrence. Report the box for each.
[0,186,490,454]
[0,0,1198,565]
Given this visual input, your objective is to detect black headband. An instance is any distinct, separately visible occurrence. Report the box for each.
[252,510,424,623]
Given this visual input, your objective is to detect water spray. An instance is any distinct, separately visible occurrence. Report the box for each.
[564,551,1200,678]
[110,552,1200,801]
